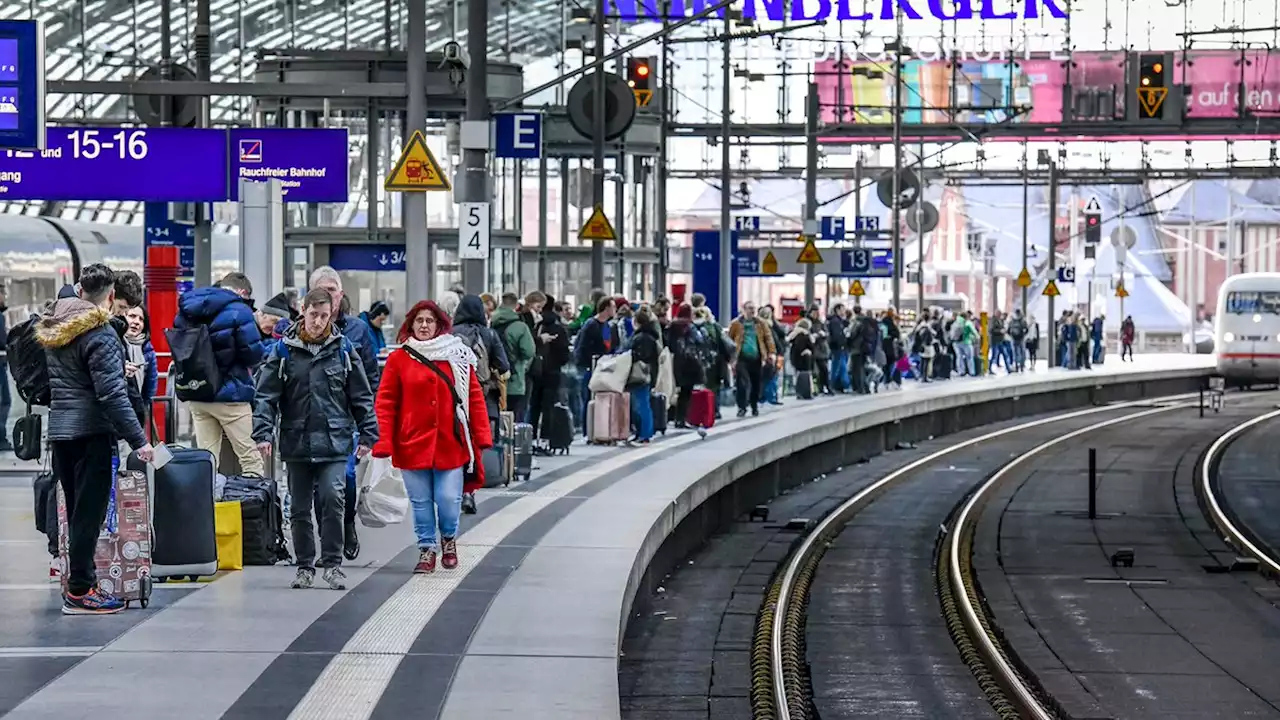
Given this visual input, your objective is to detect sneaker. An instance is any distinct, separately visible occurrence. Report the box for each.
[62,586,125,615]
[736,409,746,418]
[321,567,347,590]
[49,558,61,583]
[751,408,759,417]
[343,520,360,561]
[461,493,477,515]
[414,548,437,574]
[441,538,459,569]
[291,567,315,589]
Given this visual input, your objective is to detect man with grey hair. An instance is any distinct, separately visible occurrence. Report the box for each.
[307,266,379,560]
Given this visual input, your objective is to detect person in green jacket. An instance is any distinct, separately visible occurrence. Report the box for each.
[492,292,537,420]
[570,287,607,333]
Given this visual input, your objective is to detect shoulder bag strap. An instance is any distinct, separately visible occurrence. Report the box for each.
[403,347,467,446]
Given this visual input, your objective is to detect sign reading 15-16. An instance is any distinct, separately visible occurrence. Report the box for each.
[606,0,1068,22]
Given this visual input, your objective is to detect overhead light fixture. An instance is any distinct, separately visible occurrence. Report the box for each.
[570,8,591,22]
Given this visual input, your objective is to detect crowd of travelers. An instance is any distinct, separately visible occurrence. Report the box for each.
[20,261,1137,614]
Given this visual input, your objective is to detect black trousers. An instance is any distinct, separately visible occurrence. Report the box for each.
[735,357,763,411]
[527,376,559,440]
[675,384,695,425]
[507,393,528,423]
[814,358,830,393]
[53,434,116,596]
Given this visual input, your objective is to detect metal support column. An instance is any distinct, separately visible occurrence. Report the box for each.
[654,2,671,296]
[616,152,626,294]
[193,0,213,287]
[889,18,904,311]
[537,152,549,289]
[718,15,732,322]
[915,137,925,317]
[590,8,607,289]
[802,82,818,308]
[1188,179,1198,350]
[367,102,379,244]
[1047,160,1058,368]
[461,0,489,295]
[1020,144,1029,315]
[403,0,430,304]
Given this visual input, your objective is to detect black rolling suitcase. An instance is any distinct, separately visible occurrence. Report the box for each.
[795,371,813,399]
[650,392,668,435]
[544,402,574,454]
[220,475,289,566]
[932,353,951,380]
[149,446,219,581]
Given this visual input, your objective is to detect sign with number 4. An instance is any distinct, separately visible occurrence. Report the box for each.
[459,202,490,260]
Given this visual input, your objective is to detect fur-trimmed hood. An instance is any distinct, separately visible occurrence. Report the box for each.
[36,298,111,349]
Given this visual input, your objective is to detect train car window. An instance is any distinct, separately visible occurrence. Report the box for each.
[1225,291,1280,314]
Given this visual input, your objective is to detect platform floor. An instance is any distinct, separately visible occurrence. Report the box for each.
[0,355,1210,720]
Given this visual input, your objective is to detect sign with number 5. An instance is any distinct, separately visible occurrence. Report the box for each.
[458,202,491,260]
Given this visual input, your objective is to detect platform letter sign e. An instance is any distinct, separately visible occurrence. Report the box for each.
[494,113,542,160]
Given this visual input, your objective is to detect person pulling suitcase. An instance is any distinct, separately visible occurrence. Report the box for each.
[252,289,378,591]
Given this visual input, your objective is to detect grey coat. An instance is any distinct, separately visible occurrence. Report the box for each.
[36,298,147,449]
[251,324,378,463]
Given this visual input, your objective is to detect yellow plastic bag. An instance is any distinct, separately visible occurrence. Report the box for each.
[214,500,244,572]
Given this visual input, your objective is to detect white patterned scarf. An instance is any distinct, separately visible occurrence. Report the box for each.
[404,334,478,469]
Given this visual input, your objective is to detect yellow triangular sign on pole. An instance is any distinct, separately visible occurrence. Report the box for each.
[578,204,617,242]
[633,89,653,107]
[797,238,823,264]
[849,279,866,296]
[1136,86,1168,118]
[1016,267,1032,288]
[1115,282,1129,298]
[385,130,452,191]
[1043,279,1060,297]
[761,251,778,275]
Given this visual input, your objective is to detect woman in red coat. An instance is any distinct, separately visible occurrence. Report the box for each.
[373,300,492,573]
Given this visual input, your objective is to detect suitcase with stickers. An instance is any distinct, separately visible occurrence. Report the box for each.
[57,462,154,609]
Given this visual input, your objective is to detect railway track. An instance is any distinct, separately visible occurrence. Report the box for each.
[1202,408,1280,579]
[754,390,1280,720]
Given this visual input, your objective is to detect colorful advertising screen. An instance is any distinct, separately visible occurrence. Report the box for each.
[815,49,1280,140]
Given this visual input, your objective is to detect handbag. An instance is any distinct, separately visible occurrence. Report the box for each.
[587,352,633,394]
[626,359,651,389]
[404,346,482,489]
[357,457,409,528]
[12,401,41,462]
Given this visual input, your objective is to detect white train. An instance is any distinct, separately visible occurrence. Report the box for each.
[1215,272,1280,385]
[0,214,240,320]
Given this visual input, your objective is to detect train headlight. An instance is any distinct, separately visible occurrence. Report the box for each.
[1224,332,1235,342]
[1254,314,1263,323]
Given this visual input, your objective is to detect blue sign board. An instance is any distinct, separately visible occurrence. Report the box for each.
[1057,266,1076,283]
[0,127,350,202]
[608,0,1067,23]
[493,113,542,160]
[0,21,44,150]
[330,243,407,272]
[733,216,760,235]
[143,202,196,288]
[854,215,880,232]
[692,230,739,322]
[820,216,846,241]
[839,247,894,278]
[226,128,350,202]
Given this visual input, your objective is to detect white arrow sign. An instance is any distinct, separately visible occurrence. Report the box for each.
[1085,196,1101,213]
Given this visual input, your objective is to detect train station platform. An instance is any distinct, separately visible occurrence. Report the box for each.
[0,355,1214,720]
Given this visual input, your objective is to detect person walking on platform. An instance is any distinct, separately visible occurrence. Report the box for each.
[373,300,492,574]
[1026,316,1041,368]
[309,267,381,561]
[727,302,775,418]
[1007,309,1028,372]
[666,304,708,427]
[1120,316,1135,361]
[38,263,153,614]
[806,308,831,395]
[826,303,848,393]
[253,289,377,591]
[1091,314,1106,365]
[172,272,267,476]
[627,308,661,444]
[573,297,616,435]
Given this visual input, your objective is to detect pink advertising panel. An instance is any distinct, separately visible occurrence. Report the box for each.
[815,50,1280,141]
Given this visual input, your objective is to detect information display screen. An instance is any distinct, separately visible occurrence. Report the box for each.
[1225,291,1280,315]
[0,38,18,131]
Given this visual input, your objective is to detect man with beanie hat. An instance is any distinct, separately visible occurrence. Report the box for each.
[361,301,390,356]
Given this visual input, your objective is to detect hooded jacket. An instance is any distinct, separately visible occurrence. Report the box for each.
[36,298,147,449]
[173,286,266,403]
[336,313,381,388]
[533,303,571,382]
[251,322,378,463]
[491,305,536,396]
[359,311,389,356]
[451,294,510,416]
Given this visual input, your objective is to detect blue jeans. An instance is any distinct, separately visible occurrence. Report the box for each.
[578,369,592,437]
[630,385,653,441]
[339,432,358,524]
[956,343,975,376]
[830,350,849,391]
[1091,337,1103,364]
[401,467,465,551]
[1012,342,1026,370]
[764,369,780,404]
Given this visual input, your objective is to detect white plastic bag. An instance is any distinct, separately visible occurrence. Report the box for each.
[357,457,409,528]
[587,352,633,394]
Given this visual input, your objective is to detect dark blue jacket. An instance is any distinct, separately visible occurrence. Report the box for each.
[360,311,388,356]
[338,313,380,388]
[173,287,266,403]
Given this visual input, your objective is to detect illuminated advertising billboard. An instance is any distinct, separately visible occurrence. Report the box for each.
[815,49,1280,140]
[608,0,1068,22]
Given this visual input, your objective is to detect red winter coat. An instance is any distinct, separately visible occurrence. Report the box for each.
[372,348,493,492]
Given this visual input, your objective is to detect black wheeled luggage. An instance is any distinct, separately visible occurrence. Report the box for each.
[544,403,574,454]
[650,392,668,435]
[220,475,289,566]
[150,446,219,581]
[512,423,533,482]
[795,371,813,399]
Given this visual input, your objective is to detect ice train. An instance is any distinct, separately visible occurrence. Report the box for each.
[1215,272,1280,385]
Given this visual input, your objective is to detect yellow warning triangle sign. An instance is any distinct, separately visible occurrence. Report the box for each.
[761,251,778,274]
[1136,86,1168,118]
[797,238,823,264]
[849,279,866,296]
[578,204,617,242]
[385,130,451,191]
[1115,282,1129,298]
[1016,267,1032,288]
[1043,279,1060,297]
[633,88,653,107]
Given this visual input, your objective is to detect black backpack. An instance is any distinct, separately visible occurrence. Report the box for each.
[7,315,50,406]
[220,475,290,566]
[166,324,222,402]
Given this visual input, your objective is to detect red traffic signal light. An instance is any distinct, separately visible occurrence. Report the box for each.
[627,58,653,90]
[1087,215,1099,226]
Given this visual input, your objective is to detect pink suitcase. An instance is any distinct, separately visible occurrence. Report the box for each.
[588,391,631,444]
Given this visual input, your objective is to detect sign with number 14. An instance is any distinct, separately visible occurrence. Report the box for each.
[458,202,491,260]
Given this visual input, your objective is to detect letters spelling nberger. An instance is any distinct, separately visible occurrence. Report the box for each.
[608,0,1069,22]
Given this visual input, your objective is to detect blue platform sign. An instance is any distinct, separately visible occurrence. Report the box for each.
[840,247,895,278]
[227,128,350,202]
[143,202,196,289]
[732,216,760,235]
[692,230,739,321]
[1057,266,1076,283]
[493,113,542,159]
[820,216,846,241]
[330,243,407,272]
[0,127,350,202]
[854,216,880,233]
[0,20,45,150]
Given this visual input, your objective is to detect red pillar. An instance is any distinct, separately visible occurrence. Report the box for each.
[144,246,180,444]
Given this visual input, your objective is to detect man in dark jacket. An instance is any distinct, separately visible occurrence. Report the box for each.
[826,304,848,393]
[173,272,267,476]
[252,288,377,591]
[309,267,381,559]
[452,294,511,420]
[37,264,153,614]
[573,297,616,434]
[529,295,570,443]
